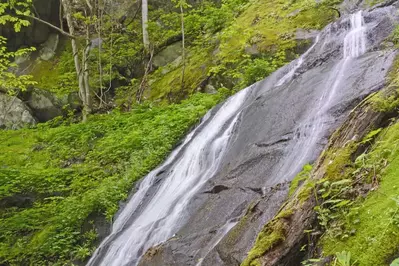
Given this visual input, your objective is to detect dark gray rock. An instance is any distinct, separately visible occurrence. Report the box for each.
[89,3,399,266]
[135,5,399,266]
[24,88,63,122]
[1,0,60,50]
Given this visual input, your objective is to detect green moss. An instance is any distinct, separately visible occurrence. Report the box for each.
[148,0,343,101]
[324,143,357,181]
[0,92,222,265]
[241,218,287,266]
[240,204,294,266]
[211,0,341,89]
[289,164,313,196]
[149,47,213,100]
[321,121,399,265]
[276,208,294,219]
[297,179,317,203]
[365,0,386,7]
[29,41,78,97]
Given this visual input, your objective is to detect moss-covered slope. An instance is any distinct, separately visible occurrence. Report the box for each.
[0,93,222,265]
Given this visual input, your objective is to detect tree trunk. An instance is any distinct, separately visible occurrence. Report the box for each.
[142,0,149,51]
[83,28,92,121]
[180,1,185,91]
[61,0,92,122]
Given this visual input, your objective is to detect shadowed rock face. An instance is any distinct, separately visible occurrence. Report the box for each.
[88,3,399,266]
[1,0,61,50]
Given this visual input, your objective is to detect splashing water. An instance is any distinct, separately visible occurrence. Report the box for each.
[344,11,367,58]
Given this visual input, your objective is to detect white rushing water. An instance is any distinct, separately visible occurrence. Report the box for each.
[88,87,250,266]
[272,11,367,183]
[88,11,368,266]
[87,112,212,264]
[276,35,320,86]
[195,218,239,266]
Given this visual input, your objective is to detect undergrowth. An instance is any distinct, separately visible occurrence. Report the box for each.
[0,92,222,265]
[321,121,399,266]
[30,0,342,106]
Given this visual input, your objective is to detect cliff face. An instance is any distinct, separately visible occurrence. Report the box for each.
[3,0,399,265]
[1,0,60,50]
[87,2,399,266]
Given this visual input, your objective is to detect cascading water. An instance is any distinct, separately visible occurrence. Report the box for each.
[271,11,367,184]
[88,30,321,265]
[191,11,368,262]
[88,87,251,266]
[344,11,367,58]
[87,8,395,266]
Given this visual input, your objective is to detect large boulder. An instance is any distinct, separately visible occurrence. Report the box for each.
[153,41,183,68]
[0,93,36,129]
[23,88,64,122]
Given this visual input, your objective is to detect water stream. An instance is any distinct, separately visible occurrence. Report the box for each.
[88,86,251,266]
[271,11,367,184]
[88,11,368,266]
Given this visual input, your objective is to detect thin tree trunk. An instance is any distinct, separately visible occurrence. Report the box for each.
[83,29,92,120]
[142,0,149,51]
[97,1,104,107]
[180,1,185,90]
[61,0,91,122]
[137,48,154,103]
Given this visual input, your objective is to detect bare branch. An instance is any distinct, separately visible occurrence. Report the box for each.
[24,14,76,39]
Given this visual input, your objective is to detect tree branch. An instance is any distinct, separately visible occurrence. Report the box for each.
[24,14,76,39]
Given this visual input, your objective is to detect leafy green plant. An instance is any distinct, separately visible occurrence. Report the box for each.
[289,163,313,196]
[391,258,399,266]
[301,258,322,266]
[334,251,356,266]
[0,92,223,265]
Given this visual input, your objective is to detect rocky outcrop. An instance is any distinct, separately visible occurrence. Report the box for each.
[153,42,183,68]
[23,88,64,122]
[246,78,399,266]
[0,88,83,129]
[0,93,36,129]
[86,3,399,266]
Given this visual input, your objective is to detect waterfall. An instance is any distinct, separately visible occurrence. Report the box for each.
[88,11,370,266]
[272,11,367,184]
[344,11,367,58]
[88,87,251,266]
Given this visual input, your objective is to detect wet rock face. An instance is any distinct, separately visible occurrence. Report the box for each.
[85,3,399,266]
[134,4,399,266]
